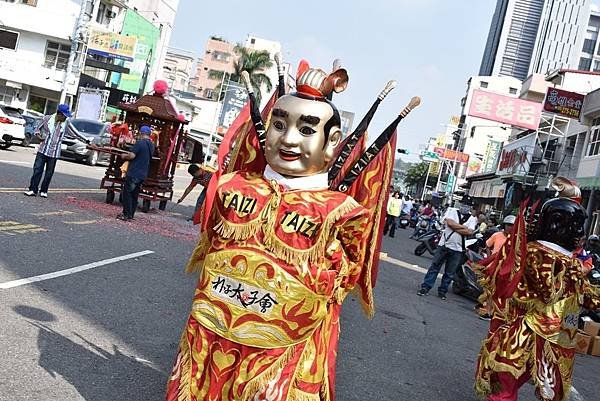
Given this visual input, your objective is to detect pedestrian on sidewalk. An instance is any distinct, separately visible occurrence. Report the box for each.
[177,163,213,220]
[383,191,403,238]
[24,104,89,198]
[116,125,155,221]
[417,204,477,300]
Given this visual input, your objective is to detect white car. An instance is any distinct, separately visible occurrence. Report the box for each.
[0,105,26,149]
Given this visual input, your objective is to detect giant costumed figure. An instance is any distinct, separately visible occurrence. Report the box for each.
[165,57,420,401]
[475,177,600,401]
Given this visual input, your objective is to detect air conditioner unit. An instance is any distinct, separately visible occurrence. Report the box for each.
[106,10,117,19]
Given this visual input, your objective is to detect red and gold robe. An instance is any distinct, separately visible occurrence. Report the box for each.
[166,171,371,401]
[475,241,600,401]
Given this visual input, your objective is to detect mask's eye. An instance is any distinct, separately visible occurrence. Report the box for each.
[273,120,285,131]
[299,126,316,136]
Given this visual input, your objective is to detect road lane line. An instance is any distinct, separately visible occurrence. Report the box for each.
[0,160,30,165]
[31,210,74,216]
[380,254,428,274]
[0,250,154,290]
[0,188,104,193]
[63,220,99,225]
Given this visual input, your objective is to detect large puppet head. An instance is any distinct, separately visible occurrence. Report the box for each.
[264,62,348,177]
[535,177,586,252]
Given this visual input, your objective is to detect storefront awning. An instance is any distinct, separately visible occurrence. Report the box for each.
[577,176,600,190]
[469,178,506,198]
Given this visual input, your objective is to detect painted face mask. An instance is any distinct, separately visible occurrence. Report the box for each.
[264,94,341,177]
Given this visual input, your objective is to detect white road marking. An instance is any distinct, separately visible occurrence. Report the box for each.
[0,160,30,165]
[570,386,586,401]
[0,250,154,289]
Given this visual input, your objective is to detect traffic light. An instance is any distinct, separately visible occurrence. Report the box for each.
[397,149,410,154]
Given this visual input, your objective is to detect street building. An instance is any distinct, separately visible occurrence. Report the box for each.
[0,0,180,118]
[189,36,236,99]
[0,0,82,113]
[466,69,599,218]
[455,75,522,182]
[162,46,195,92]
[480,0,592,81]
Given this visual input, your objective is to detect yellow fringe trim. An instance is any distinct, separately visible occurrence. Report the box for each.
[170,329,192,401]
[287,388,321,401]
[213,214,263,241]
[262,197,359,268]
[185,231,210,274]
[240,346,296,400]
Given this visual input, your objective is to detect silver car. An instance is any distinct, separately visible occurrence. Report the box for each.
[61,118,111,166]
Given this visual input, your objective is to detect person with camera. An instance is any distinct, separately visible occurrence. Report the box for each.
[417,204,478,300]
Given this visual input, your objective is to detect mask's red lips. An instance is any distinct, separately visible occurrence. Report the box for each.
[279,149,300,161]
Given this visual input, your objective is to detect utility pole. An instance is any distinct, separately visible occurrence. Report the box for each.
[60,0,92,104]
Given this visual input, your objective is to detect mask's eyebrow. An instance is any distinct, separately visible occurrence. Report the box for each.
[300,115,320,125]
[272,108,288,118]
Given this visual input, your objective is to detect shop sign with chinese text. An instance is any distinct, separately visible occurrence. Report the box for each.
[433,147,470,164]
[543,87,585,119]
[468,89,542,130]
[88,29,137,61]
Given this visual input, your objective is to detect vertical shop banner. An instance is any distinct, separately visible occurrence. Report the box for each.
[543,87,585,119]
[111,10,160,95]
[218,81,248,130]
[481,140,502,174]
[468,89,542,130]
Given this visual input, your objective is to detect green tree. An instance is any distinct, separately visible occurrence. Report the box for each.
[403,162,438,194]
[214,45,273,104]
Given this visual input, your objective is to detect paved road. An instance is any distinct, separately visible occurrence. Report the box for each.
[1,146,598,401]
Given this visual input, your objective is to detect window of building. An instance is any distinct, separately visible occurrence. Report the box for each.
[0,29,19,50]
[587,127,600,156]
[96,2,107,23]
[509,87,517,94]
[0,85,17,105]
[480,81,488,88]
[212,51,230,62]
[204,88,214,99]
[250,38,256,44]
[578,57,592,71]
[44,41,70,70]
[594,60,600,72]
[583,38,596,54]
[0,0,37,5]
[208,69,224,80]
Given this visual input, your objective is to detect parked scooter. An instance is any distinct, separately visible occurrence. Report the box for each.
[451,237,485,301]
[413,220,442,256]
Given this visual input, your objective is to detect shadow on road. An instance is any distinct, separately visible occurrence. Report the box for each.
[14,305,167,401]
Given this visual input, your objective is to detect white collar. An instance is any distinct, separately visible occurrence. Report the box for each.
[263,165,328,190]
[537,240,572,257]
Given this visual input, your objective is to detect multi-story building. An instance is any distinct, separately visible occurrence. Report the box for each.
[127,0,179,92]
[162,47,195,92]
[0,0,82,113]
[480,0,591,81]
[575,5,600,71]
[456,75,522,180]
[190,36,236,99]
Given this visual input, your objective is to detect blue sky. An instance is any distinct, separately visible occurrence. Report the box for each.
[169,0,497,162]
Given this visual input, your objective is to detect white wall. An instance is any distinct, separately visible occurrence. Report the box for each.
[0,0,79,40]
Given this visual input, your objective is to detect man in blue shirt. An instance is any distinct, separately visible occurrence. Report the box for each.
[117,125,155,220]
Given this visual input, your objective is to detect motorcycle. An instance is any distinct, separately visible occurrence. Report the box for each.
[398,212,410,229]
[451,237,485,301]
[413,221,442,256]
[412,214,435,239]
